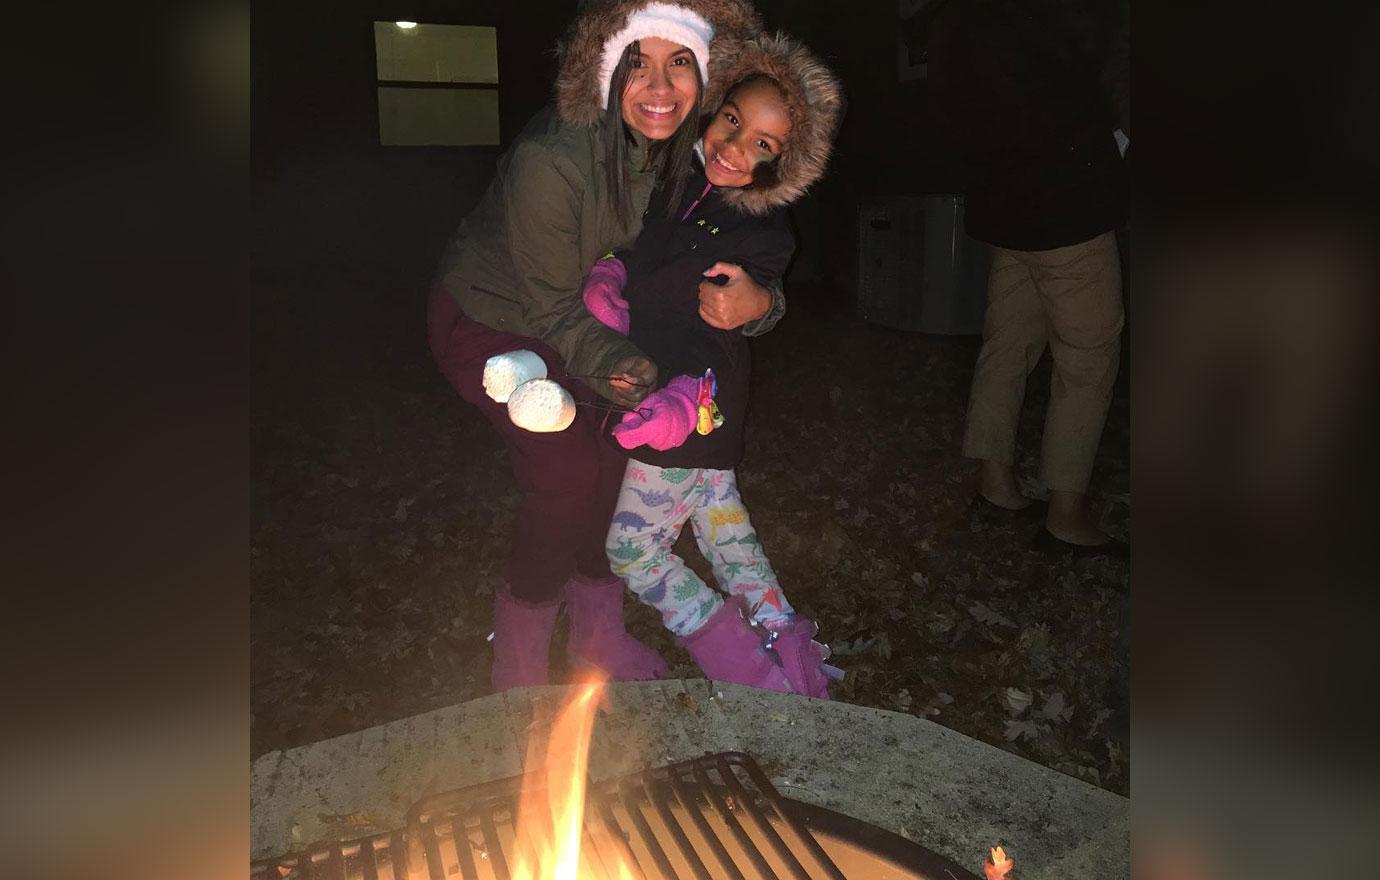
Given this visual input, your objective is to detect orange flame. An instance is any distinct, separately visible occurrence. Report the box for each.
[985,845,1015,880]
[508,674,637,880]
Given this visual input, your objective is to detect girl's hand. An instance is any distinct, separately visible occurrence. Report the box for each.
[608,355,658,406]
[610,375,700,451]
[698,262,771,330]
[582,256,630,335]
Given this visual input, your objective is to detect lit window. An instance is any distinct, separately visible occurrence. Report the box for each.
[373,22,499,146]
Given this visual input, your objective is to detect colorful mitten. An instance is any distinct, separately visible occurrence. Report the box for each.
[610,375,699,451]
[581,255,630,335]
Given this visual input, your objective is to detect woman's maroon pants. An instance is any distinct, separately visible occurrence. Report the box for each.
[427,286,627,603]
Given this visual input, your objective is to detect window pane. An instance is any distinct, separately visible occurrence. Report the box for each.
[378,87,500,146]
[373,22,498,84]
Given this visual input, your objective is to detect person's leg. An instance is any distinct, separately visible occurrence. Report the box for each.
[1028,232,1125,545]
[564,419,668,681]
[686,470,793,625]
[961,247,1050,508]
[605,464,721,638]
[687,470,833,698]
[576,412,631,579]
[431,291,605,599]
[605,465,794,693]
[428,287,600,687]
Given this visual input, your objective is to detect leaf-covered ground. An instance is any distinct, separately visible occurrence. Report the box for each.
[251,274,1130,796]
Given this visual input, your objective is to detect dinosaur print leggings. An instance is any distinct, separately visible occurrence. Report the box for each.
[605,461,794,637]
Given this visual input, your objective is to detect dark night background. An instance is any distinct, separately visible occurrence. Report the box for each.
[252,0,1131,794]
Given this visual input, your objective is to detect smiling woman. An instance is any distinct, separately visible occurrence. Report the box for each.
[425,0,767,694]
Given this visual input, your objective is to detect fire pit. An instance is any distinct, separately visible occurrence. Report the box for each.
[251,751,979,879]
[251,680,1130,880]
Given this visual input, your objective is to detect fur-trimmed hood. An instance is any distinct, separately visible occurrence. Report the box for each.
[555,0,764,127]
[703,32,846,215]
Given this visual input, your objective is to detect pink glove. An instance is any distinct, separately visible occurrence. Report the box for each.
[581,256,630,335]
[611,375,699,451]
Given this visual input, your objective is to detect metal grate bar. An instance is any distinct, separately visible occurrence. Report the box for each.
[592,783,650,880]
[689,760,779,879]
[640,775,713,880]
[260,751,859,880]
[450,815,482,880]
[390,830,413,880]
[618,776,678,879]
[360,838,380,880]
[478,810,511,880]
[420,813,448,880]
[582,813,632,880]
[666,770,747,880]
[714,755,813,880]
[324,845,346,880]
[736,758,846,880]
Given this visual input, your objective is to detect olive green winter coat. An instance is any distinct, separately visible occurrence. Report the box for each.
[436,109,658,399]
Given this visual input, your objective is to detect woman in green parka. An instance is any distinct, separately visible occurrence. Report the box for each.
[426,0,779,692]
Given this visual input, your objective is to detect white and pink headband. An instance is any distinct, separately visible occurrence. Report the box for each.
[598,2,714,107]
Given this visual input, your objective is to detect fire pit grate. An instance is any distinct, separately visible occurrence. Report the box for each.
[251,751,979,880]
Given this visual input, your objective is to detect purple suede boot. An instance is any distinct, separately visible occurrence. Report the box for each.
[762,617,837,699]
[490,588,560,692]
[677,597,793,693]
[564,575,668,681]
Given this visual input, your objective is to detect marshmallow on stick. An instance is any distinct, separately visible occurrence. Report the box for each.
[482,350,548,403]
[507,378,576,433]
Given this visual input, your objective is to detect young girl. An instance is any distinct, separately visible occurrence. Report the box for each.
[425,0,781,692]
[584,33,845,697]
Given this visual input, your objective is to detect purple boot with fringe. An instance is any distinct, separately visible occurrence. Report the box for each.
[677,597,793,693]
[761,616,839,699]
[564,574,668,681]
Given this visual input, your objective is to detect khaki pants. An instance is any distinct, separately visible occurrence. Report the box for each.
[962,231,1124,494]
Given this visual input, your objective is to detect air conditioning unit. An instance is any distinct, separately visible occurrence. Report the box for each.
[853,194,988,334]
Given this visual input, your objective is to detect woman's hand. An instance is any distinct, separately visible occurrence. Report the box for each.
[698,262,771,330]
[608,355,658,406]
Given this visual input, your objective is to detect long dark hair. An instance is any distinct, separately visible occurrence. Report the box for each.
[602,40,703,226]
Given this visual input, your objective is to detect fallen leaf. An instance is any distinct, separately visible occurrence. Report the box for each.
[1001,687,1033,715]
[1038,691,1072,723]
[1004,718,1044,742]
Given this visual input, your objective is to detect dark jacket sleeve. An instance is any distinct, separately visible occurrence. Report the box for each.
[502,141,644,398]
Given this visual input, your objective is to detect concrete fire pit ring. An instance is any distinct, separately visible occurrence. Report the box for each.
[251,680,1129,879]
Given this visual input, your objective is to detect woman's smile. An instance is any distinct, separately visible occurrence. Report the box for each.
[621,36,700,141]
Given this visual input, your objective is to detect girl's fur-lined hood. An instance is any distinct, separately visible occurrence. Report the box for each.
[703,31,846,215]
[555,0,764,127]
